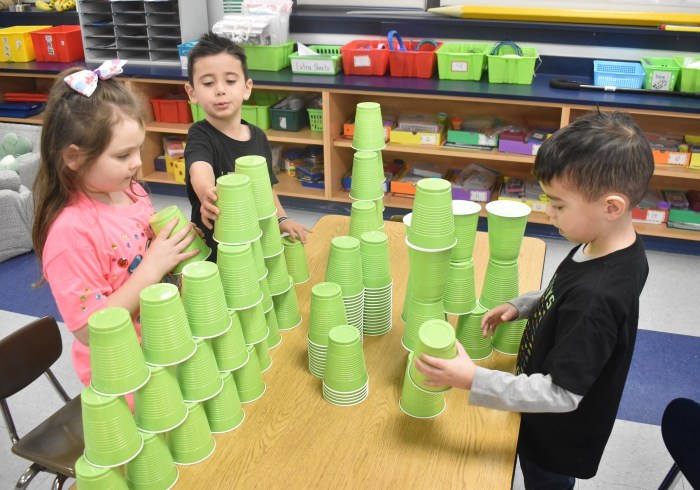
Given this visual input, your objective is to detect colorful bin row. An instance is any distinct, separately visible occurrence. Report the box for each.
[592,56,700,92]
[1,25,83,63]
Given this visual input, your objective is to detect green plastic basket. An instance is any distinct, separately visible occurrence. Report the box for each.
[436,43,489,81]
[242,42,294,71]
[190,92,285,129]
[487,42,538,85]
[189,101,205,122]
[289,45,342,75]
[674,56,700,93]
[641,57,680,91]
[307,108,323,132]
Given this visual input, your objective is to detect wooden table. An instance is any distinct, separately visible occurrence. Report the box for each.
[176,215,546,489]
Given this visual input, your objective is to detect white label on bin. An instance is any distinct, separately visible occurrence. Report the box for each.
[279,117,287,130]
[291,58,335,74]
[45,35,54,56]
[668,152,690,165]
[421,134,438,145]
[650,71,672,91]
[531,143,541,156]
[354,55,371,67]
[646,210,667,223]
[451,61,468,72]
[471,190,487,202]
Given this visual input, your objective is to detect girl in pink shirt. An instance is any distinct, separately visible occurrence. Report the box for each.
[32,64,200,387]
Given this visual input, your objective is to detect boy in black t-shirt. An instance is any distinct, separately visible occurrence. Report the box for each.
[184,32,310,260]
[414,111,654,489]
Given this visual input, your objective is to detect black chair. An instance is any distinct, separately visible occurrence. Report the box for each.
[0,316,84,490]
[658,397,700,490]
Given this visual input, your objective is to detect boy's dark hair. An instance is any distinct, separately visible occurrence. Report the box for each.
[533,111,654,207]
[187,31,249,84]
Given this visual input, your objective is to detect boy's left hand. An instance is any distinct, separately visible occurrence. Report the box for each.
[279,219,312,244]
[413,342,476,390]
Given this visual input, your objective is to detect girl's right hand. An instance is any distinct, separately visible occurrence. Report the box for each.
[141,217,200,280]
[481,303,519,338]
[200,187,219,230]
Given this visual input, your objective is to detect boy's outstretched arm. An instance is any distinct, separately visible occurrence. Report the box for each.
[273,189,312,243]
[414,342,477,390]
[190,161,220,229]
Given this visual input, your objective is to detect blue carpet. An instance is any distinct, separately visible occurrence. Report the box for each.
[0,252,61,321]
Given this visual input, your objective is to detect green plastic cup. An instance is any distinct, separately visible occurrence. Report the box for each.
[443,258,477,315]
[213,173,261,245]
[139,283,196,367]
[251,239,268,280]
[376,197,385,227]
[485,200,531,262]
[407,243,451,302]
[176,339,224,402]
[238,301,269,345]
[234,154,278,219]
[258,215,284,258]
[260,277,274,313]
[281,236,311,284]
[210,311,249,371]
[407,178,456,251]
[479,258,519,309]
[125,431,178,490]
[181,261,231,339]
[272,279,302,330]
[352,102,386,151]
[233,345,266,403]
[324,325,368,393]
[455,304,493,360]
[409,319,457,393]
[349,200,380,240]
[308,338,328,378]
[401,273,413,323]
[254,341,273,372]
[166,402,216,465]
[149,205,211,274]
[217,243,263,310]
[349,151,384,201]
[402,212,412,231]
[133,366,188,434]
[359,231,391,289]
[325,236,364,297]
[81,386,144,468]
[492,318,527,355]
[400,354,446,419]
[264,251,293,296]
[75,455,128,489]
[203,372,245,433]
[265,307,282,349]
[88,307,150,396]
[308,282,348,346]
[452,200,482,261]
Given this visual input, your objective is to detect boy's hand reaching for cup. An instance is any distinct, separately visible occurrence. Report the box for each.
[279,218,312,244]
[200,186,219,230]
[413,342,476,390]
[481,303,518,338]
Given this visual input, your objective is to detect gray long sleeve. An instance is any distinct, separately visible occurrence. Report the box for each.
[508,289,544,320]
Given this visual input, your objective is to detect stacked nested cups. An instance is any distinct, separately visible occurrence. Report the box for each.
[360,231,392,336]
[322,325,369,406]
[149,205,211,275]
[482,200,531,355]
[307,282,348,378]
[325,236,364,339]
[402,178,455,351]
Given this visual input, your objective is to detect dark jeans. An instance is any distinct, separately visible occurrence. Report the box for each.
[519,454,576,490]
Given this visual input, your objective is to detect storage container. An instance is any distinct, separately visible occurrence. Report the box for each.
[0,26,51,62]
[242,92,285,129]
[673,56,700,93]
[388,40,441,79]
[178,41,198,70]
[436,43,489,81]
[340,40,391,76]
[151,95,192,123]
[270,97,309,132]
[487,42,538,85]
[242,42,294,71]
[593,60,645,89]
[640,57,680,91]
[289,45,342,75]
[308,108,323,132]
[30,26,84,63]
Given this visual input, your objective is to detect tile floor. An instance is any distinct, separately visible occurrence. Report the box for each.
[0,192,696,489]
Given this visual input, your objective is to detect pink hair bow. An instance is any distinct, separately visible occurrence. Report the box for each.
[64,60,127,97]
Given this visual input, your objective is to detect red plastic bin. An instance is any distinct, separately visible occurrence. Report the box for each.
[150,96,192,124]
[389,41,442,79]
[340,40,390,76]
[30,26,84,63]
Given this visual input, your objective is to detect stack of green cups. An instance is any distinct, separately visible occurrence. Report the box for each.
[81,386,144,467]
[325,236,365,339]
[149,205,211,274]
[75,456,128,489]
[492,318,527,355]
[210,311,249,372]
[401,273,413,323]
[360,231,392,336]
[181,261,231,339]
[238,301,270,345]
[234,155,278,220]
[203,372,245,433]
[213,173,261,245]
[407,178,456,252]
[281,236,311,284]
[399,353,446,419]
[443,259,477,315]
[217,243,263,310]
[322,325,369,406]
[352,102,386,152]
[166,402,216,465]
[255,341,273,372]
[480,258,520,309]
[451,200,481,261]
[176,338,224,402]
[272,276,302,330]
[139,283,196,367]
[88,307,150,396]
[401,297,445,352]
[485,200,531,262]
[265,307,282,349]
[407,245,452,302]
[251,239,268,280]
[349,200,380,240]
[259,214,285,258]
[233,345,266,403]
[307,282,348,378]
[259,276,274,313]
[408,319,457,393]
[134,365,188,433]
[265,251,293,296]
[349,151,384,201]
[455,304,493,360]
[125,431,178,489]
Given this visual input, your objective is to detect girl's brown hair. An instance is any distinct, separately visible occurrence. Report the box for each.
[32,67,146,267]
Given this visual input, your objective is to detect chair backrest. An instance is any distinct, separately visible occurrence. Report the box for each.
[0,316,63,399]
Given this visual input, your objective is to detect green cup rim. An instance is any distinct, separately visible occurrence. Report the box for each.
[485,199,532,218]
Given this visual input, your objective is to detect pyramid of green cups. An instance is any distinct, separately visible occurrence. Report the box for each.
[76,154,307,486]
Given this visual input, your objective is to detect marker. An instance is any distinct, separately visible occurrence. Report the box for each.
[659,24,700,32]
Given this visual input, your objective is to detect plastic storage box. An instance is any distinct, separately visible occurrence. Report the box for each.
[0,26,51,62]
[593,60,645,89]
[436,43,489,81]
[270,98,309,132]
[307,108,323,132]
[242,42,294,71]
[151,95,192,124]
[29,26,84,63]
[178,41,198,70]
[641,57,680,91]
[388,41,441,79]
[674,56,700,93]
[289,45,342,75]
[242,92,285,129]
[487,42,538,85]
[340,40,391,76]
